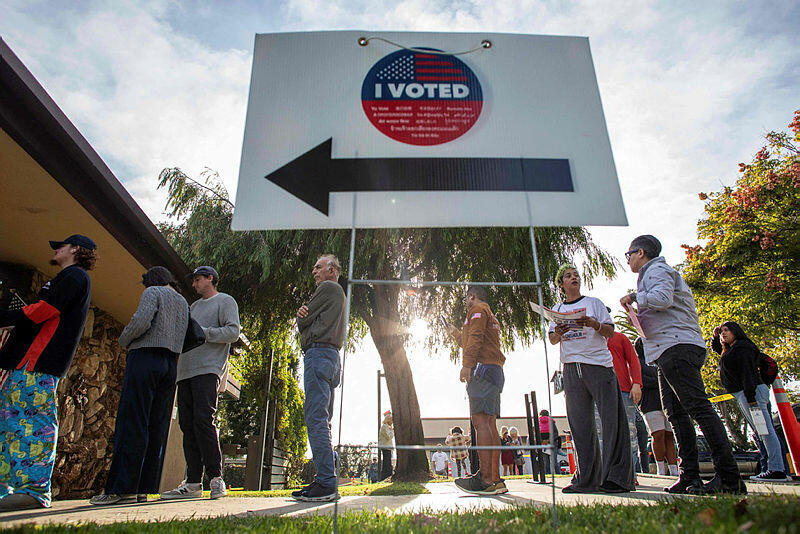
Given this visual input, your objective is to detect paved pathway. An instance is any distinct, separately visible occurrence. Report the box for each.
[1,475,798,529]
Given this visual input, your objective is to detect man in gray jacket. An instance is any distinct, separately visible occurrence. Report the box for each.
[291,254,346,502]
[620,235,743,495]
[161,266,240,501]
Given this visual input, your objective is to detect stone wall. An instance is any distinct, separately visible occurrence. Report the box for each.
[53,306,126,499]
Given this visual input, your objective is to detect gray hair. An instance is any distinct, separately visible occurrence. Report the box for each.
[630,235,662,260]
[318,254,342,276]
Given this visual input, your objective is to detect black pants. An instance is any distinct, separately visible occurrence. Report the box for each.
[177,374,223,483]
[106,348,177,494]
[656,344,740,483]
[379,449,393,480]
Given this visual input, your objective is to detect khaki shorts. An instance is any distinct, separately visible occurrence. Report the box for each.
[644,410,673,433]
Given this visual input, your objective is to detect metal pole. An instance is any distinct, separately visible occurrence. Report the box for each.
[528,225,557,527]
[333,194,358,534]
[377,370,382,441]
[257,348,274,491]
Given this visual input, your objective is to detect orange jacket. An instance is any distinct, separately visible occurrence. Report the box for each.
[460,301,505,369]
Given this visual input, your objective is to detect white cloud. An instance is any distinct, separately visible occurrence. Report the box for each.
[1,0,251,221]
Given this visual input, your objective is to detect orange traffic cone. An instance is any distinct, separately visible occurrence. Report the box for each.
[773,376,800,475]
[566,434,576,474]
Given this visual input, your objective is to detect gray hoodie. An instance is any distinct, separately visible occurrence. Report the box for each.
[635,257,705,363]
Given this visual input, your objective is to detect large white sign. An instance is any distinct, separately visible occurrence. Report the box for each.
[233,31,627,230]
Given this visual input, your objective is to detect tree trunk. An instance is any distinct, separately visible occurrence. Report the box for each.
[361,283,430,481]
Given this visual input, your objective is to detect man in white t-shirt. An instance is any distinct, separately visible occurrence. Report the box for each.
[431,445,449,476]
[548,264,633,494]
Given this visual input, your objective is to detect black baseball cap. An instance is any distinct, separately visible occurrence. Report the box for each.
[189,266,219,281]
[49,234,97,251]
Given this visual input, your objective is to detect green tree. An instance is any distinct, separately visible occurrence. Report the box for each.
[681,110,800,444]
[157,168,617,480]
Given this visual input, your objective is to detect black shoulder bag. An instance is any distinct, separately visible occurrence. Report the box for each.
[182,307,206,353]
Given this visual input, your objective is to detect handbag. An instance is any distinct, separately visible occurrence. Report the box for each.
[182,309,206,353]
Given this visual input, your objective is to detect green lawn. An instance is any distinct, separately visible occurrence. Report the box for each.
[217,480,430,498]
[6,495,799,533]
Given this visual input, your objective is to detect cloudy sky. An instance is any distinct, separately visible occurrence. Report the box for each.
[2,1,798,447]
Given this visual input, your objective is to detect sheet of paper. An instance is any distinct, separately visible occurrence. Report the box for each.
[529,302,585,330]
[623,302,647,339]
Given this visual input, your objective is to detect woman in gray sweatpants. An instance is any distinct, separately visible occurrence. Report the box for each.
[548,264,634,494]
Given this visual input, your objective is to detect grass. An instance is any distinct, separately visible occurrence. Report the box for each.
[167,481,431,499]
[5,495,800,533]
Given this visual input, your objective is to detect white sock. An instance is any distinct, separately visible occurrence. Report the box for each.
[656,461,666,475]
[668,464,679,476]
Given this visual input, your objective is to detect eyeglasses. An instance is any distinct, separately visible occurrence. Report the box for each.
[624,249,640,260]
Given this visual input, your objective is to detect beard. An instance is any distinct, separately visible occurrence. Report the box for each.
[49,259,59,266]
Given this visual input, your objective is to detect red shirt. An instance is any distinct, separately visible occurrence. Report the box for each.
[607,332,642,393]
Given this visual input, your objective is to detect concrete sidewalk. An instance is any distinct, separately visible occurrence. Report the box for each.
[1,475,798,529]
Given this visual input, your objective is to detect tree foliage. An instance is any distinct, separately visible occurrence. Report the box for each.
[681,110,800,445]
[156,167,617,480]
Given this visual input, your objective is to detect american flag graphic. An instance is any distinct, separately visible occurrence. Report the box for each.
[375,53,468,82]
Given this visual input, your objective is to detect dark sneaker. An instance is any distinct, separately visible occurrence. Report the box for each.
[89,494,137,506]
[664,477,703,494]
[562,484,595,494]
[291,482,317,499]
[689,475,747,496]
[598,481,630,493]
[293,483,339,502]
[454,476,492,495]
[0,493,46,511]
[750,471,790,482]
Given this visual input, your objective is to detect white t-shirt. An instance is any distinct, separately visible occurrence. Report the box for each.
[548,295,614,367]
[431,451,448,471]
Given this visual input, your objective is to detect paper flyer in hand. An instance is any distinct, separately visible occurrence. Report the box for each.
[529,302,585,330]
[623,302,646,339]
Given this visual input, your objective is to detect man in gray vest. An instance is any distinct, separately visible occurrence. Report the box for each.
[620,235,743,495]
[291,255,346,502]
[161,266,240,501]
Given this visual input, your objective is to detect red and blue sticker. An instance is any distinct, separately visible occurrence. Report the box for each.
[361,48,483,146]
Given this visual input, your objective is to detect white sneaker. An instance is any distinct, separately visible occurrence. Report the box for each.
[210,477,227,499]
[160,481,203,500]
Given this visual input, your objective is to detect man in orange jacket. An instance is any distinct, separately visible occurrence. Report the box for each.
[447,286,507,495]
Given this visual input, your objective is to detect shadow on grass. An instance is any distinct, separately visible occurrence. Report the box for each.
[369,482,430,496]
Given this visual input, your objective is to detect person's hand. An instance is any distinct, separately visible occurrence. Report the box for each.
[749,402,758,407]
[713,325,722,336]
[630,383,642,404]
[575,316,599,330]
[554,324,571,337]
[447,324,460,339]
[620,294,635,307]
[297,305,309,318]
[459,367,471,383]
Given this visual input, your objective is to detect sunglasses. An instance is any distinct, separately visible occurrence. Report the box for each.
[624,248,640,260]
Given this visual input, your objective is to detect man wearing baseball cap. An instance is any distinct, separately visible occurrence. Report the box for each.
[161,266,240,501]
[0,235,96,510]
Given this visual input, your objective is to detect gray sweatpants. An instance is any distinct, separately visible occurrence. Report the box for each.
[564,362,634,491]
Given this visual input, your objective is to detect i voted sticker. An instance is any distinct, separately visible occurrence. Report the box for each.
[361,48,483,146]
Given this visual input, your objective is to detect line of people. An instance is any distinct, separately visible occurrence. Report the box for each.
[0,234,241,512]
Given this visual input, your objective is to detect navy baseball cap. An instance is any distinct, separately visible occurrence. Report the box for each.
[49,234,96,251]
[190,266,219,281]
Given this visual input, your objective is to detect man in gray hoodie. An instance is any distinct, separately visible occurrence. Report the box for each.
[161,266,240,501]
[620,235,743,495]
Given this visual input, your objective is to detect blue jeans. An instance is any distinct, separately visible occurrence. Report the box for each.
[733,384,784,473]
[303,347,341,487]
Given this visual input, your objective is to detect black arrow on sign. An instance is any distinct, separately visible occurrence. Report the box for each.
[265,138,573,215]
